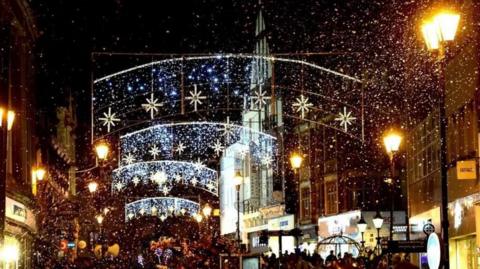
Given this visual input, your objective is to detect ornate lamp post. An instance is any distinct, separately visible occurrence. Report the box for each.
[357,215,368,251]
[383,130,402,241]
[373,211,384,255]
[421,8,460,269]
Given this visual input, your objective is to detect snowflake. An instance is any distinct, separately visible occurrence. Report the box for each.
[261,154,273,167]
[174,174,183,183]
[160,214,167,221]
[193,158,205,170]
[149,145,160,159]
[175,142,186,155]
[114,181,124,191]
[191,177,198,186]
[123,153,135,165]
[206,182,215,191]
[180,208,186,215]
[185,84,206,112]
[251,86,271,110]
[151,206,158,215]
[141,92,163,119]
[210,139,224,156]
[132,176,140,186]
[218,117,235,142]
[161,185,171,195]
[151,171,167,185]
[127,212,134,219]
[99,107,120,132]
[335,107,357,132]
[292,95,313,119]
[139,208,145,215]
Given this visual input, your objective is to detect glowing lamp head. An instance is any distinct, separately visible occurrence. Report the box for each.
[194,213,203,223]
[202,203,212,217]
[289,153,303,169]
[94,141,109,160]
[88,181,98,193]
[233,171,243,187]
[96,214,104,225]
[34,167,47,181]
[433,11,460,41]
[373,211,384,229]
[0,243,19,262]
[357,216,368,233]
[422,21,440,50]
[383,131,402,154]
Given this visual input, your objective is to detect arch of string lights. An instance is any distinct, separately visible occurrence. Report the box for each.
[111,161,218,196]
[92,54,364,141]
[119,122,277,166]
[124,197,200,222]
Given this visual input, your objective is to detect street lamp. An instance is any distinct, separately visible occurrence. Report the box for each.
[194,213,203,223]
[33,166,47,181]
[373,211,384,255]
[357,215,367,250]
[88,181,99,193]
[421,9,460,269]
[94,141,109,161]
[96,214,104,225]
[202,203,212,218]
[383,130,402,241]
[0,108,14,246]
[289,152,303,170]
[233,171,243,246]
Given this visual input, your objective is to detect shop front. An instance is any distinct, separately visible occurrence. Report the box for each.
[4,196,37,269]
[267,214,295,257]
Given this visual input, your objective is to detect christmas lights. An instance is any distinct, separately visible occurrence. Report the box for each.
[125,197,200,222]
[112,160,218,195]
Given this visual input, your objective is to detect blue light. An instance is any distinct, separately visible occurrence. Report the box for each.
[207,68,213,73]
[127,86,133,91]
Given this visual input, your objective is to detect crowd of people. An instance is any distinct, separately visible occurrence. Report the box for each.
[260,250,421,269]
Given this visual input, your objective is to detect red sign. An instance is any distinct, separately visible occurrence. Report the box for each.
[60,240,68,251]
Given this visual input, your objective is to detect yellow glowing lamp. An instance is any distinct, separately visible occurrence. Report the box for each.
[88,181,98,193]
[233,171,243,187]
[94,141,109,160]
[34,166,47,181]
[433,11,460,41]
[96,214,104,225]
[202,203,212,217]
[289,153,303,169]
[194,213,203,223]
[383,130,402,154]
[422,21,440,50]
[6,110,14,131]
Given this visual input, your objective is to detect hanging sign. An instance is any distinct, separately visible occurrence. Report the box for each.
[456,160,477,180]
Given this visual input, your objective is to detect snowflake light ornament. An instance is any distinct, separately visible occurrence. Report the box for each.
[251,86,271,110]
[161,185,171,195]
[261,154,273,167]
[218,117,235,142]
[210,139,224,156]
[191,177,198,186]
[174,174,183,183]
[114,181,124,191]
[132,176,141,186]
[149,145,160,159]
[151,171,167,185]
[193,158,205,170]
[175,142,186,155]
[335,106,356,132]
[99,107,120,132]
[292,95,313,119]
[123,153,135,165]
[186,84,206,112]
[141,92,163,119]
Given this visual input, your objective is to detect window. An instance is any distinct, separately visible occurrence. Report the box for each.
[325,182,337,215]
[300,187,310,220]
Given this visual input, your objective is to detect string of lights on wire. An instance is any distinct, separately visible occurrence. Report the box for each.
[111,161,218,196]
[124,197,200,222]
[93,55,364,141]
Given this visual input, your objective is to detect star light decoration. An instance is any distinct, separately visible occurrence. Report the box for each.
[218,117,235,142]
[132,176,141,186]
[149,145,161,159]
[99,107,120,132]
[175,142,186,155]
[114,181,124,191]
[125,197,201,222]
[292,94,313,119]
[151,171,168,185]
[251,86,271,110]
[186,84,206,112]
[261,154,273,167]
[123,153,135,165]
[335,106,356,132]
[210,139,224,156]
[142,92,163,119]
